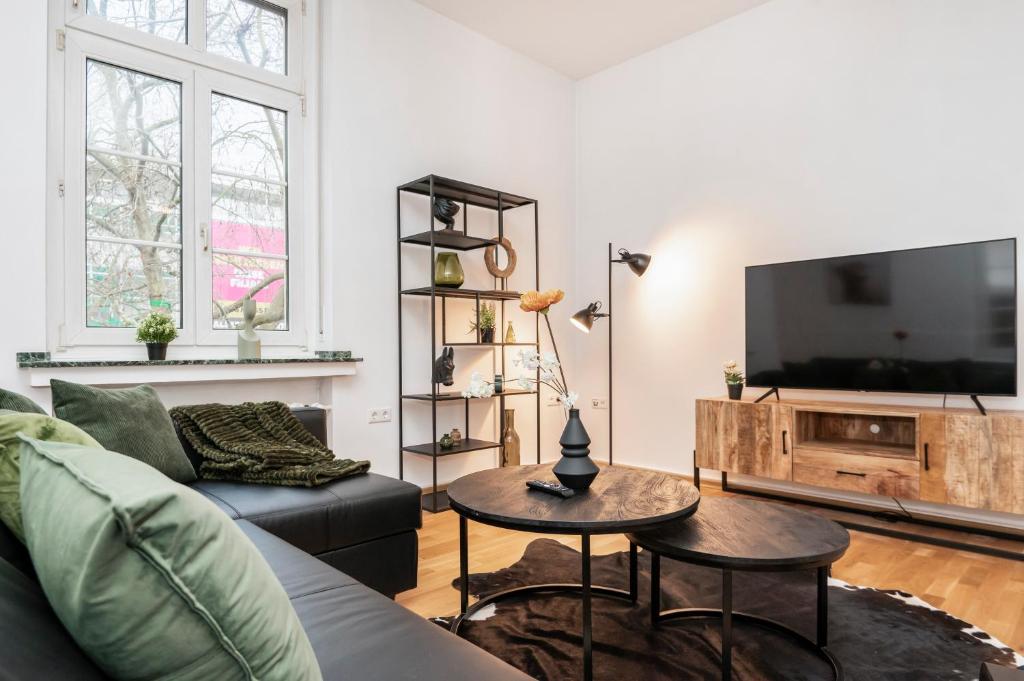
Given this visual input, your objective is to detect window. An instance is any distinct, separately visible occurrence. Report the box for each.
[87,0,187,42]
[55,0,308,348]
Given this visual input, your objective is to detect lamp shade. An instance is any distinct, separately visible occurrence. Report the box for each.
[618,249,652,277]
[570,302,604,333]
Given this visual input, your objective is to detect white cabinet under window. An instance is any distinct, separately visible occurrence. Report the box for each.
[52,0,309,349]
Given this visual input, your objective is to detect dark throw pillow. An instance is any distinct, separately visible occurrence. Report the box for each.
[0,388,47,415]
[50,380,197,484]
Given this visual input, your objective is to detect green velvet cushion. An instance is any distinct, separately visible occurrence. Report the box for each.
[50,380,196,483]
[18,436,323,681]
[0,388,46,415]
[0,412,100,543]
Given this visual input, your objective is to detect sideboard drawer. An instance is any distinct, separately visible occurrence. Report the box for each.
[792,448,920,499]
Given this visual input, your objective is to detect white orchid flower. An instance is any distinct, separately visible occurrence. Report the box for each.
[461,371,495,398]
[516,376,532,390]
[559,391,579,409]
[540,352,560,369]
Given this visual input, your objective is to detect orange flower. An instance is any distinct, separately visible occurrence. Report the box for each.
[519,289,565,314]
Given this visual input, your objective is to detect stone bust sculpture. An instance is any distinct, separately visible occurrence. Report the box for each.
[237,298,262,360]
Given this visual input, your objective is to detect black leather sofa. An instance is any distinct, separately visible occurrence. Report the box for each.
[181,406,419,598]
[0,407,531,680]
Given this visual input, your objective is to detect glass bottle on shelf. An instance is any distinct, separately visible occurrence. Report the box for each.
[501,409,521,467]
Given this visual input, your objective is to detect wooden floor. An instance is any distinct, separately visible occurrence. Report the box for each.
[397,484,1024,654]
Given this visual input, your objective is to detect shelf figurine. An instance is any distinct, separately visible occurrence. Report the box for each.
[237,298,262,360]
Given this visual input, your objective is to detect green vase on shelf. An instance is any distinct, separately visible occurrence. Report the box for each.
[434,253,465,288]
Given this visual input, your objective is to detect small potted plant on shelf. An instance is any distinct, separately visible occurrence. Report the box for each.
[136,312,178,361]
[468,302,497,343]
[724,360,744,400]
[463,289,598,492]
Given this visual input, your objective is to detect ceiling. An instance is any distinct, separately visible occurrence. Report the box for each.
[411,0,772,79]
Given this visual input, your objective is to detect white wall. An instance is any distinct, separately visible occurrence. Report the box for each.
[0,0,577,492]
[0,2,50,407]
[315,0,577,485]
[574,0,1024,515]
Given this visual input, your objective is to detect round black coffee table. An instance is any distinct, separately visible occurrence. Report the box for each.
[447,463,700,681]
[627,497,851,680]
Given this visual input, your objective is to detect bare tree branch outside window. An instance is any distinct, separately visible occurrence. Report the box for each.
[81,0,291,332]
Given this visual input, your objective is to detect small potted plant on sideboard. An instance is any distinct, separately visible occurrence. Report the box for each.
[136,312,178,361]
[724,360,744,400]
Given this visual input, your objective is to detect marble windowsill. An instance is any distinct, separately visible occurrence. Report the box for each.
[17,351,362,387]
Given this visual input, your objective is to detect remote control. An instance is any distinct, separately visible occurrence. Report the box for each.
[526,479,575,498]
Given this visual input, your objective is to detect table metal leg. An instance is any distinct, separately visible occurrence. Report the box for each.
[817,566,828,647]
[459,515,468,615]
[722,569,733,680]
[582,533,592,681]
[629,542,638,602]
[650,551,661,627]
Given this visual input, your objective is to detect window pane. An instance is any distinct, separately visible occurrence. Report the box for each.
[210,93,288,331]
[212,178,286,255]
[206,0,287,75]
[211,94,286,182]
[86,0,187,43]
[87,242,182,328]
[87,156,182,244]
[212,254,287,330]
[86,60,183,329]
[87,61,182,160]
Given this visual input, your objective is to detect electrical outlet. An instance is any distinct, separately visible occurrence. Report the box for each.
[591,398,608,410]
[368,408,392,424]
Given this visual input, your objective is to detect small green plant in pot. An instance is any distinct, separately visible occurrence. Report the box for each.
[724,360,744,400]
[136,312,178,360]
[468,302,497,343]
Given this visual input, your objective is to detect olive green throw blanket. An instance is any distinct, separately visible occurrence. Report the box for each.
[169,402,369,487]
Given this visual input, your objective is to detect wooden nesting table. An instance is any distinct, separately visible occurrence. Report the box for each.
[627,497,851,680]
[447,463,700,681]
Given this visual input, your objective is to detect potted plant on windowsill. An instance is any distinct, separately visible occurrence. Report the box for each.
[724,360,744,400]
[137,312,178,361]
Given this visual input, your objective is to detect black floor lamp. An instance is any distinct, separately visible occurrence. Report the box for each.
[570,243,652,465]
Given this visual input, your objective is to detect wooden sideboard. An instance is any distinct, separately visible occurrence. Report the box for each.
[695,397,1024,515]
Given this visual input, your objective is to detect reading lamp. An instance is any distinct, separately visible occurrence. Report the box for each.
[570,244,652,465]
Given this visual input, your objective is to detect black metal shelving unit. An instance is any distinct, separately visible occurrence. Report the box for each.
[397,175,541,513]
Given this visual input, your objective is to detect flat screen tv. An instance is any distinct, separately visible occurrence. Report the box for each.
[745,238,1017,396]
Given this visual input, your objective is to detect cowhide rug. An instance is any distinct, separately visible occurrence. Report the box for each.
[434,538,1023,681]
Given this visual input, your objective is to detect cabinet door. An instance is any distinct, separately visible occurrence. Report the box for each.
[923,413,1024,514]
[695,399,722,469]
[720,401,790,481]
[770,405,794,481]
[695,400,793,481]
[918,413,947,504]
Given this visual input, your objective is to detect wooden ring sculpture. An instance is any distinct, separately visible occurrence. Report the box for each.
[484,237,517,279]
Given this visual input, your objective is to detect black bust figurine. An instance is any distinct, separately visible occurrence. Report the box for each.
[433,198,460,231]
[432,346,455,387]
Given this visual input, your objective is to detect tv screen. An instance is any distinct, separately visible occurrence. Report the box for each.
[745,239,1017,396]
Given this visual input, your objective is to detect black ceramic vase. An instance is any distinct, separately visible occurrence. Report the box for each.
[727,382,743,400]
[553,408,599,491]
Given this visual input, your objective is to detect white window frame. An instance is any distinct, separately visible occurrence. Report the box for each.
[48,0,314,352]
